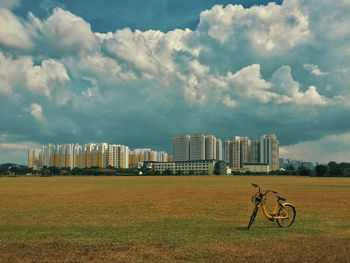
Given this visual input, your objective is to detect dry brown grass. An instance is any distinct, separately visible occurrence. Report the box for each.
[0,176,349,262]
[1,237,349,263]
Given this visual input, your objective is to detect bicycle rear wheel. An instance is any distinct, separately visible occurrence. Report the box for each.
[247,205,259,230]
[276,204,296,228]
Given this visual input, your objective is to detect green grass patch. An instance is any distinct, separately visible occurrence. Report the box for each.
[0,216,325,248]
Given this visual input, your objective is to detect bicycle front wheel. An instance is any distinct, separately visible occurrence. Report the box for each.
[276,204,296,228]
[247,205,259,230]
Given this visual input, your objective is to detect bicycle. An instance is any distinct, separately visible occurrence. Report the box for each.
[247,183,296,230]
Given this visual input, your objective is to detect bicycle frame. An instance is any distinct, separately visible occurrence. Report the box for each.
[259,201,291,220]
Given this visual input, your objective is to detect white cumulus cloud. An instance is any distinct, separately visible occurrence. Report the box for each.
[26,59,70,101]
[28,8,98,55]
[0,52,70,103]
[281,132,350,163]
[28,103,45,121]
[0,8,33,49]
[0,0,20,9]
[198,0,310,54]
[303,64,328,76]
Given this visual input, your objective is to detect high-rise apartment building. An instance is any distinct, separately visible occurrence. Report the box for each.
[232,137,241,169]
[260,134,279,170]
[239,136,251,168]
[224,136,251,168]
[28,149,41,170]
[157,151,168,162]
[249,139,260,163]
[190,133,205,160]
[108,144,129,168]
[118,145,129,168]
[224,139,233,166]
[128,150,138,167]
[216,138,223,161]
[174,134,223,162]
[173,134,190,161]
[205,135,217,160]
[128,149,168,167]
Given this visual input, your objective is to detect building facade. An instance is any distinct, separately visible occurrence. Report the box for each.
[29,143,169,170]
[216,138,222,161]
[190,133,205,160]
[260,134,279,170]
[205,135,217,160]
[173,134,190,161]
[224,134,279,171]
[147,160,226,175]
[128,148,168,167]
[173,134,223,162]
[249,139,260,163]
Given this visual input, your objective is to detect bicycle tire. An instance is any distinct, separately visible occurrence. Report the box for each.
[247,205,259,230]
[276,204,296,228]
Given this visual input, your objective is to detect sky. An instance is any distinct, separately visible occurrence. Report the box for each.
[0,0,350,165]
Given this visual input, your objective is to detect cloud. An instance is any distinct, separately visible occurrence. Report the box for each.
[270,65,335,106]
[0,141,40,150]
[0,8,33,49]
[27,8,98,55]
[198,1,310,54]
[0,52,70,103]
[0,0,20,9]
[226,64,276,103]
[1,0,350,164]
[103,28,163,76]
[222,95,237,108]
[0,52,31,94]
[0,141,41,164]
[26,59,70,102]
[303,64,328,76]
[28,103,45,121]
[280,132,350,163]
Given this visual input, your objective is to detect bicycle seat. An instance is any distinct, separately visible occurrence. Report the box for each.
[277,195,286,201]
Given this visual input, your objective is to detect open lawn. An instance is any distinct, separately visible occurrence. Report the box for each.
[0,176,349,262]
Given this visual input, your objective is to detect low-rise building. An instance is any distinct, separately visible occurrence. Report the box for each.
[243,163,269,173]
[145,160,228,175]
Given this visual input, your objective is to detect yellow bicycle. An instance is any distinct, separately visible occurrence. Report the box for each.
[248,183,296,230]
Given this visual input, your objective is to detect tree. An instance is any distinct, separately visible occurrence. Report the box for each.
[285,165,295,171]
[298,166,314,176]
[175,170,184,175]
[188,170,195,175]
[314,165,327,177]
[343,168,350,177]
[71,167,83,175]
[162,169,173,176]
[143,168,155,176]
[328,161,342,177]
[328,167,343,177]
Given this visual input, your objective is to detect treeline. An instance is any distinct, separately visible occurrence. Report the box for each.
[2,161,350,177]
[313,162,350,177]
[40,167,208,176]
[41,166,140,176]
[0,163,34,175]
[244,161,350,177]
[1,164,209,177]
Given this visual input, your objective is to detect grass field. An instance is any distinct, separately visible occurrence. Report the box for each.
[0,176,349,262]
